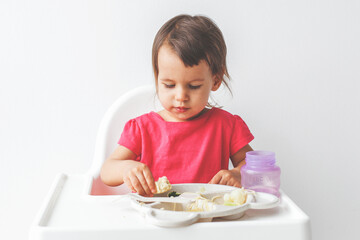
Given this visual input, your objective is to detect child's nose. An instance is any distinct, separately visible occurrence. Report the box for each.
[175,87,188,102]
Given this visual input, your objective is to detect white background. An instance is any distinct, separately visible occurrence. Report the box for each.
[1,0,359,239]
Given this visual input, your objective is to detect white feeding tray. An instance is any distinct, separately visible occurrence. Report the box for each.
[30,174,311,240]
[130,183,280,227]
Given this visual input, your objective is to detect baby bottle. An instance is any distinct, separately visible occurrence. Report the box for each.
[240,151,281,197]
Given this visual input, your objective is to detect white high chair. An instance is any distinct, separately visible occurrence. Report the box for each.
[88,85,162,196]
[29,85,312,240]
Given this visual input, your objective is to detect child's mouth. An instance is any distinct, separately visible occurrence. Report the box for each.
[175,107,189,113]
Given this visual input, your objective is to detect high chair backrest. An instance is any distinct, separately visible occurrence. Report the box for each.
[89,84,160,176]
[88,85,162,195]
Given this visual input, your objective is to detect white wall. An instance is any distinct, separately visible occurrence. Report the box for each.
[1,0,359,239]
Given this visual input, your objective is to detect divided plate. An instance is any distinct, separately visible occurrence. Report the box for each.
[130,183,280,227]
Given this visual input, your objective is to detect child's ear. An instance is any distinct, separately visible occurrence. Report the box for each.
[211,75,222,91]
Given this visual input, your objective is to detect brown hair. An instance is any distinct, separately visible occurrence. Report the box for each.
[152,14,231,92]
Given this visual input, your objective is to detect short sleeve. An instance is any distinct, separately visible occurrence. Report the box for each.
[118,119,142,157]
[230,115,254,156]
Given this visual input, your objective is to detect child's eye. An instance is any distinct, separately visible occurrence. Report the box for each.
[164,84,175,88]
[189,85,202,90]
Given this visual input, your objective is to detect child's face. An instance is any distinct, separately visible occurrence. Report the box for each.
[157,44,220,122]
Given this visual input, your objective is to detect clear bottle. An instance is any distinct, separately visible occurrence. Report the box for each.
[240,151,281,197]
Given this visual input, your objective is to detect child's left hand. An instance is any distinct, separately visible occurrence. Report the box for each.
[210,144,253,188]
[208,168,242,188]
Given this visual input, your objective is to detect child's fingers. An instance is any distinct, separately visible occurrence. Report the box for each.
[209,170,242,187]
[142,168,157,194]
[209,172,222,184]
[232,181,242,188]
[128,175,147,196]
[218,176,229,185]
[123,176,136,192]
[135,171,153,196]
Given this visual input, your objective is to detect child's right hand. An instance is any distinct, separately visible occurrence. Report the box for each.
[122,161,157,197]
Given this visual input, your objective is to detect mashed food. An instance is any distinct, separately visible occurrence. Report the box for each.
[187,188,248,211]
[187,197,215,212]
[223,188,247,206]
[155,176,172,193]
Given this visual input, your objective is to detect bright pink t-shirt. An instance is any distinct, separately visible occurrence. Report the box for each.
[118,108,254,184]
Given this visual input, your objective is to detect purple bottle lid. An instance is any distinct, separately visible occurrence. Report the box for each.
[245,151,276,165]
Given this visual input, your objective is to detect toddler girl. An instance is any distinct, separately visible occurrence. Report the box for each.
[101,14,254,196]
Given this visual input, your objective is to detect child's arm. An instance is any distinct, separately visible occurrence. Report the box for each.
[100,145,157,196]
[208,144,253,187]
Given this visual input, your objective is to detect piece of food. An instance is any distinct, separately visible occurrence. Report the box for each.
[198,186,206,193]
[167,191,180,197]
[223,188,247,206]
[186,197,215,212]
[155,176,172,193]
